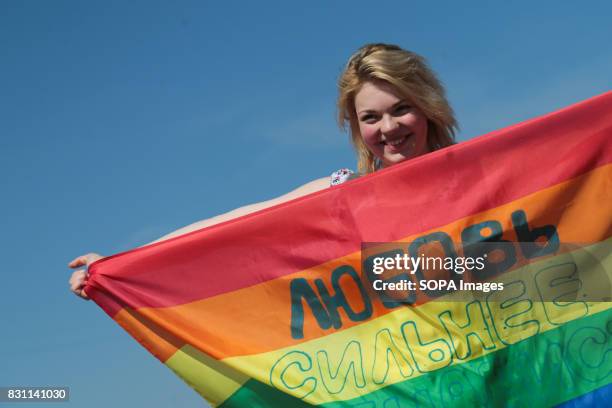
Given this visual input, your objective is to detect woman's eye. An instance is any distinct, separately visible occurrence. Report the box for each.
[360,114,378,123]
[394,105,412,115]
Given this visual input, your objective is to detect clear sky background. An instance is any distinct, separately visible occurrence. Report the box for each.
[1,1,610,407]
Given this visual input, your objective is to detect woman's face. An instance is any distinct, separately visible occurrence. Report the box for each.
[354,80,429,168]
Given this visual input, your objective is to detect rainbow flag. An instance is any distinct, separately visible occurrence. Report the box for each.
[86,92,612,407]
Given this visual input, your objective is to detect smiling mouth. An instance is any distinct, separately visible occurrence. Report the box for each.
[382,134,413,149]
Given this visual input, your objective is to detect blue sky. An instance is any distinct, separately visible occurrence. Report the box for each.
[1,1,610,407]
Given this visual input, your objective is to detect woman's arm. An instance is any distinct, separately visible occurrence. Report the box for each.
[149,176,330,244]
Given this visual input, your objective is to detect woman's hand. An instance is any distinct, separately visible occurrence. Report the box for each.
[68,253,104,300]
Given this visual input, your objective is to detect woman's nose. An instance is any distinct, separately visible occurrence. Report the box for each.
[381,114,399,134]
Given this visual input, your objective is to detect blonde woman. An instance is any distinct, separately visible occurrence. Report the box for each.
[68,43,458,298]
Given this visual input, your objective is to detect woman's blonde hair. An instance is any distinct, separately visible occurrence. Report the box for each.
[337,43,457,174]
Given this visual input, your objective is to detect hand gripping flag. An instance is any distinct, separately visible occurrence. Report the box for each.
[86,92,612,407]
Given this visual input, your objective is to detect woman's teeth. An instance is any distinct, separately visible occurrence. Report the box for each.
[384,134,412,146]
